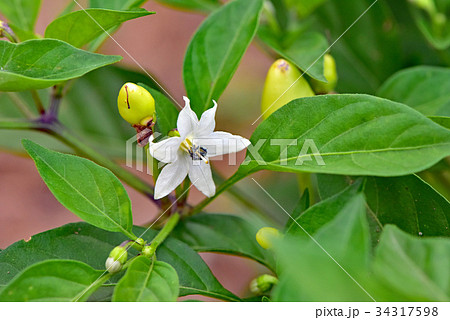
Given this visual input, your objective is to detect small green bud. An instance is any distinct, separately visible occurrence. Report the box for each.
[135,238,145,247]
[250,274,278,295]
[118,82,156,125]
[311,54,338,94]
[256,227,281,249]
[105,246,128,273]
[261,59,315,120]
[142,245,155,258]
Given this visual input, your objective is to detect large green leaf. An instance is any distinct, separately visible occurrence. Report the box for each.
[0,39,121,92]
[183,0,264,116]
[273,194,374,301]
[0,223,237,301]
[45,9,154,48]
[23,140,134,237]
[286,181,363,237]
[373,225,450,301]
[258,27,328,82]
[155,0,220,12]
[316,174,450,238]
[0,0,41,35]
[172,213,275,270]
[378,66,450,117]
[89,0,147,10]
[0,260,104,302]
[242,94,450,177]
[113,257,179,301]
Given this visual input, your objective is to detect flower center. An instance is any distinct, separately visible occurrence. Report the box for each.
[180,138,209,164]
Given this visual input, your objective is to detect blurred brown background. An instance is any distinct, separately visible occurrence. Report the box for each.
[0,0,283,297]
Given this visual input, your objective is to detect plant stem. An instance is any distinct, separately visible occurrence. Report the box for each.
[31,90,45,115]
[0,118,158,205]
[189,172,246,216]
[145,212,180,257]
[49,123,157,201]
[6,93,34,118]
[74,273,112,302]
[212,170,275,218]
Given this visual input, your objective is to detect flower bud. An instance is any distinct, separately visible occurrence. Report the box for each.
[249,274,278,295]
[311,54,338,94]
[256,227,281,249]
[142,245,155,258]
[0,20,17,43]
[105,246,128,273]
[261,59,315,120]
[118,82,156,125]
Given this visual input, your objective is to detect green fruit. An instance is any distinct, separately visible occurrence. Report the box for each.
[311,54,338,94]
[261,59,315,120]
[118,82,155,125]
[256,227,281,249]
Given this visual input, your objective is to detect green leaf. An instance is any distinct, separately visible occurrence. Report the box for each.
[243,94,450,177]
[0,260,104,302]
[0,66,159,157]
[258,27,328,82]
[286,181,363,237]
[172,213,275,270]
[429,116,450,129]
[89,0,148,10]
[0,39,121,92]
[113,257,179,301]
[0,222,237,301]
[45,9,154,48]
[374,225,450,301]
[273,193,374,301]
[183,0,264,116]
[284,188,310,230]
[378,66,450,117]
[22,140,134,237]
[139,83,179,137]
[0,0,41,34]
[155,0,220,12]
[316,174,450,238]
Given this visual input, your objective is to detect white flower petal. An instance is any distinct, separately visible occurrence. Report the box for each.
[177,96,199,137]
[149,136,181,163]
[196,100,217,137]
[154,157,189,199]
[188,160,215,197]
[197,131,251,157]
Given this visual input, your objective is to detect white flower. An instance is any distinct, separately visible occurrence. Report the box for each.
[149,97,251,199]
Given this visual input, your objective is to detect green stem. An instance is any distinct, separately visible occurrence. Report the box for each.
[297,172,315,204]
[212,170,276,220]
[6,93,34,118]
[145,213,180,257]
[31,90,45,115]
[50,123,156,201]
[189,172,246,216]
[74,273,112,302]
[0,118,158,204]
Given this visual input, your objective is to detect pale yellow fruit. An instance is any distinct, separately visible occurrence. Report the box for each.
[261,59,315,120]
